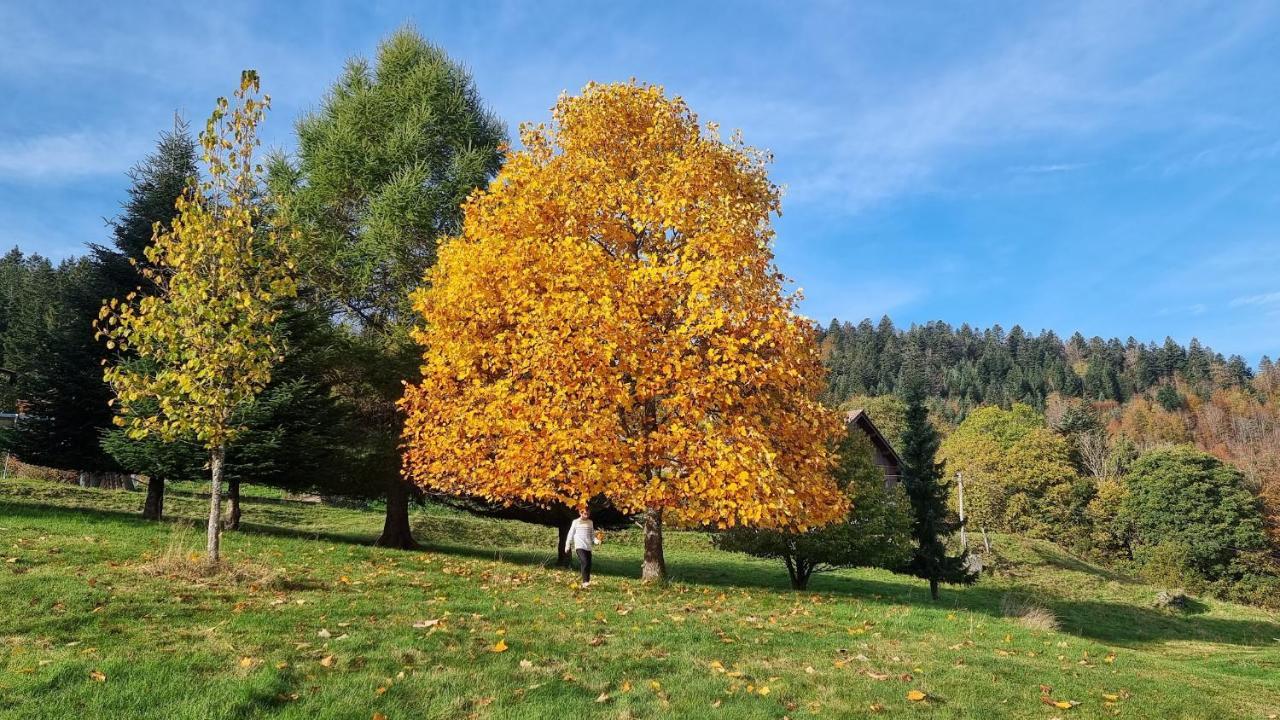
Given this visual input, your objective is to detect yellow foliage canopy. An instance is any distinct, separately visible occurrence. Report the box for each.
[96,71,297,448]
[400,82,846,531]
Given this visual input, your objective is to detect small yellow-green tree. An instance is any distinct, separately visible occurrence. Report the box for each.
[95,71,296,561]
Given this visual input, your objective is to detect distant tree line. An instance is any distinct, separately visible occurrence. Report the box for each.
[819,316,1257,416]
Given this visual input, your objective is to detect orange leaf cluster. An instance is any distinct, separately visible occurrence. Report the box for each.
[400,81,846,531]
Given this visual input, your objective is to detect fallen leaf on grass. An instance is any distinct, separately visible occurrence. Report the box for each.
[317,628,331,638]
[491,639,508,653]
[519,659,533,669]
[89,669,106,682]
[906,690,926,702]
[319,655,335,668]
[595,692,610,703]
[238,656,256,668]
[1041,697,1078,709]
[412,619,440,629]
[372,713,387,720]
[869,703,885,713]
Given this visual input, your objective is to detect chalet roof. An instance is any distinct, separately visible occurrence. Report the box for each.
[844,408,903,469]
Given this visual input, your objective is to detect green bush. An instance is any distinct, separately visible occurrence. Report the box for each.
[1122,446,1277,604]
[713,429,913,589]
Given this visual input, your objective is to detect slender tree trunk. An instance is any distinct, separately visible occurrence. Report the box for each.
[929,577,939,601]
[556,522,572,567]
[374,478,420,550]
[641,508,667,583]
[207,444,225,562]
[142,476,165,520]
[226,479,241,530]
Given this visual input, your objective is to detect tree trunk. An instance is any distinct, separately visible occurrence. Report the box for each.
[929,577,939,601]
[556,522,572,567]
[142,477,165,520]
[207,444,225,563]
[226,479,241,530]
[374,478,420,550]
[641,508,667,583]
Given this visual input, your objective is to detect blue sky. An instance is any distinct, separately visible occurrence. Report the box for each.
[2,1,1277,362]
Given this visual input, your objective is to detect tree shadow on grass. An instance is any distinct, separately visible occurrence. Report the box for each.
[429,541,1280,650]
[7,499,1278,651]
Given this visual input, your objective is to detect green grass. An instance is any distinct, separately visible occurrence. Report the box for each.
[1,476,1278,719]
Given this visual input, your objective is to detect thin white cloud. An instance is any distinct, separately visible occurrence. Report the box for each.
[0,132,146,182]
[1230,291,1280,308]
[1012,162,1093,174]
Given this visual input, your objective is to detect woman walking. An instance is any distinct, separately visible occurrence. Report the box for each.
[564,507,601,588]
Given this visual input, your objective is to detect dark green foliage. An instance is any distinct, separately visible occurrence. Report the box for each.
[819,318,1248,416]
[713,430,914,589]
[0,128,198,476]
[1121,446,1277,602]
[269,27,506,549]
[1155,384,1184,412]
[0,253,119,472]
[897,366,977,599]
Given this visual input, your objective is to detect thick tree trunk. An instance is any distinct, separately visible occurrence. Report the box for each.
[556,522,572,567]
[142,477,165,520]
[226,479,241,530]
[641,508,667,583]
[207,445,225,562]
[374,478,420,550]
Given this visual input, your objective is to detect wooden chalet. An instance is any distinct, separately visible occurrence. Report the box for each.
[845,409,903,488]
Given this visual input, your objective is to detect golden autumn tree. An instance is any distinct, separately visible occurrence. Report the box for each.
[400,82,846,581]
[96,71,296,562]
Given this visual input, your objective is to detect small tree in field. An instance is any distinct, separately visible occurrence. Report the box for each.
[898,369,975,599]
[400,82,847,582]
[96,71,296,562]
[714,429,913,589]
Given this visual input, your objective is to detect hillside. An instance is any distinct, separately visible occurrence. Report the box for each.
[1,477,1277,719]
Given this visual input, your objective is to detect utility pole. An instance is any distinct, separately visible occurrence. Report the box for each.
[957,471,967,551]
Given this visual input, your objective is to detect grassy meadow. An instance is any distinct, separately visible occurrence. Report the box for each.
[1,475,1278,719]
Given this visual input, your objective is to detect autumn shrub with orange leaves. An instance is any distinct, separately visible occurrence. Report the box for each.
[399,82,846,581]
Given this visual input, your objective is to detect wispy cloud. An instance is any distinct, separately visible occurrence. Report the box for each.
[771,1,1275,211]
[0,132,146,183]
[1011,162,1092,174]
[1230,291,1280,308]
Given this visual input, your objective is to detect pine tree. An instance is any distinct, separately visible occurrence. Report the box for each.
[898,362,976,599]
[270,27,506,549]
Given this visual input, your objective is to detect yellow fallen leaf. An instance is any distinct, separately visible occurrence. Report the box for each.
[491,640,508,653]
[906,690,926,702]
[89,669,106,682]
[372,713,387,720]
[649,680,662,691]
[620,680,632,693]
[519,659,533,669]
[758,685,770,696]
[239,657,255,668]
[319,655,335,668]
[870,702,885,712]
